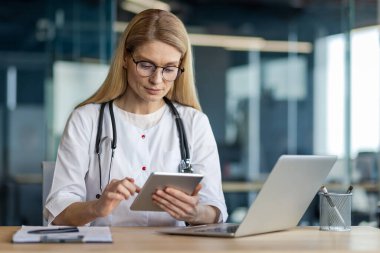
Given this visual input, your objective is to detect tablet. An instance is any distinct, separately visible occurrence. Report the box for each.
[130,172,204,211]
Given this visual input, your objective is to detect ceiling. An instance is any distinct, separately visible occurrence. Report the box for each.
[0,0,378,56]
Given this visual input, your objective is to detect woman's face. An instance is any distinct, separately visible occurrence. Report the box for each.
[124,40,182,110]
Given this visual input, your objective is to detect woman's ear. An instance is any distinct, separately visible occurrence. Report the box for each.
[122,57,128,69]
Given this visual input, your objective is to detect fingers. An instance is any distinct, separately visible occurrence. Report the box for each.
[125,177,142,192]
[163,187,200,204]
[192,184,202,196]
[104,177,140,200]
[94,177,140,218]
[153,193,192,221]
[152,188,199,221]
[125,177,135,183]
[154,200,188,220]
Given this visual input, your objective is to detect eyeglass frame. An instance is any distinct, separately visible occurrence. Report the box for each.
[128,51,185,82]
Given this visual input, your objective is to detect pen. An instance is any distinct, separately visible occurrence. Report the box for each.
[28,227,79,234]
[320,186,347,226]
[346,185,353,194]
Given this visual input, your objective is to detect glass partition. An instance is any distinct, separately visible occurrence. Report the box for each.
[1,0,380,226]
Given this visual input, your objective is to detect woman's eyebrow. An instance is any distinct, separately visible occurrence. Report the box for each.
[135,55,180,66]
[164,61,180,65]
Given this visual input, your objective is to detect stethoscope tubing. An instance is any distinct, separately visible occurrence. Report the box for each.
[95,97,192,198]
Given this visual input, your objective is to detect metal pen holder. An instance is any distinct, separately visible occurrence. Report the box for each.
[319,192,352,231]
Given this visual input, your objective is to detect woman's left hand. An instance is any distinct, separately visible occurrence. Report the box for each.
[152,184,202,224]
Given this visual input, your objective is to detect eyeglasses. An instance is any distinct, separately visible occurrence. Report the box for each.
[129,53,184,82]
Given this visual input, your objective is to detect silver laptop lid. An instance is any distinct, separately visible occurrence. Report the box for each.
[235,155,336,237]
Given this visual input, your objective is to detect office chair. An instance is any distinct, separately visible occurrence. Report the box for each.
[355,151,378,182]
[41,161,55,226]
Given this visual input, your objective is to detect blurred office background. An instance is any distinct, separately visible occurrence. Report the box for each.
[0,0,380,226]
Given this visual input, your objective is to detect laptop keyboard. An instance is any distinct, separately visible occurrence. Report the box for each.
[194,224,239,234]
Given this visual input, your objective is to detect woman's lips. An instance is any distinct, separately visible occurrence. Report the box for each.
[145,87,161,95]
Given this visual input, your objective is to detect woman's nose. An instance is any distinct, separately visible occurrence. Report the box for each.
[149,68,164,84]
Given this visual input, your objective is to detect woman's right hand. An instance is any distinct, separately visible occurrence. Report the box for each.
[93,177,141,217]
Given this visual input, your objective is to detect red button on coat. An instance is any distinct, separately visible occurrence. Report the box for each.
[141,134,146,139]
[142,166,146,171]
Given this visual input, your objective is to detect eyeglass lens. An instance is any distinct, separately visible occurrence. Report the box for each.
[136,61,180,81]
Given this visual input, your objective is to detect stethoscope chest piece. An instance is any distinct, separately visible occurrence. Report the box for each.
[179,159,193,173]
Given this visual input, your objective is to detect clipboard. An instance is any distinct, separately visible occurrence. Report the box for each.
[12,226,113,243]
[130,172,203,211]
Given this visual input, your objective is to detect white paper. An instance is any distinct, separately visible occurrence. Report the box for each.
[12,225,112,243]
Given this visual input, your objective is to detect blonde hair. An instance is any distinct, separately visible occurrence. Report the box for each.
[78,9,201,111]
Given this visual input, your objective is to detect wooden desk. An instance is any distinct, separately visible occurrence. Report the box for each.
[1,226,380,252]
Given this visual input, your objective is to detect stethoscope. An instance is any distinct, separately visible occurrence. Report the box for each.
[95,97,193,199]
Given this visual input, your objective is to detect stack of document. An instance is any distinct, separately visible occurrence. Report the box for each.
[12,226,112,243]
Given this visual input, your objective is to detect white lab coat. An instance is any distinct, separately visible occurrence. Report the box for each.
[44,102,228,226]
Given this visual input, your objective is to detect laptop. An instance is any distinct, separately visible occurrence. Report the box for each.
[160,155,337,238]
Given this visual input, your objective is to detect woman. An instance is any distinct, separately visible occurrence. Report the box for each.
[44,9,227,226]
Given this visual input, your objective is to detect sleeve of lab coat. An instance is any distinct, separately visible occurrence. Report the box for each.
[191,113,228,223]
[44,106,95,224]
